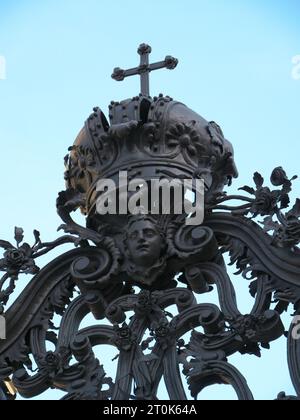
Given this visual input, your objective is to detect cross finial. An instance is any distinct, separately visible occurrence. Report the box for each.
[112,43,178,97]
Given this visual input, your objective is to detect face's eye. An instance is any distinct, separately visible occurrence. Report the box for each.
[129,231,138,240]
[144,229,156,238]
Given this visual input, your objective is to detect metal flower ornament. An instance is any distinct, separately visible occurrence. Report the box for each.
[0,45,299,401]
[0,228,78,312]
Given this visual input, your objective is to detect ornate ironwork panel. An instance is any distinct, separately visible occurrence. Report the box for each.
[0,45,299,401]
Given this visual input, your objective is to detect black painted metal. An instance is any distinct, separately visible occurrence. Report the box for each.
[111,43,178,96]
[0,45,299,400]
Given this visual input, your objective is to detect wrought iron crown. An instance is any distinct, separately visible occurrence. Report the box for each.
[65,43,238,220]
[65,95,238,218]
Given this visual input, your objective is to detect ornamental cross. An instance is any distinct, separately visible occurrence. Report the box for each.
[111,43,178,97]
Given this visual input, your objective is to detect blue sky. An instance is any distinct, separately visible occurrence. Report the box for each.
[0,0,299,400]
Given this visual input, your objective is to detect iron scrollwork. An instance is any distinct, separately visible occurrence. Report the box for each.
[0,45,299,400]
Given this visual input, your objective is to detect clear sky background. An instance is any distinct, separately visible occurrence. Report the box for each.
[0,0,299,400]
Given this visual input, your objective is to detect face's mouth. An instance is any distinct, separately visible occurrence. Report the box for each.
[136,244,149,252]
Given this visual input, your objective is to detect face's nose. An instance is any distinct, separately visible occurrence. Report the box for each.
[137,231,146,243]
